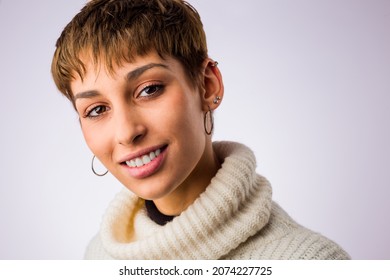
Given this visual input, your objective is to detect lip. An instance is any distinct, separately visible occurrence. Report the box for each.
[120,144,168,179]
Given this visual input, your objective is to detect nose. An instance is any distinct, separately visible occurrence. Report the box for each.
[114,107,146,146]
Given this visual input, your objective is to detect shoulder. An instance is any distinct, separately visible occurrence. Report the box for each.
[271,202,350,259]
[227,202,350,260]
[84,233,113,260]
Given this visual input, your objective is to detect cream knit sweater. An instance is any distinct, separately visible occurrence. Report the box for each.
[85,142,349,259]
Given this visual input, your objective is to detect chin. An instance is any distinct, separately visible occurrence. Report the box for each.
[122,179,176,201]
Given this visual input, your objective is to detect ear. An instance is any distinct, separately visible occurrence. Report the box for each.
[199,59,224,111]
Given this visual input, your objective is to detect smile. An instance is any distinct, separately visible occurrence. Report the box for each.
[121,145,168,179]
[125,148,161,168]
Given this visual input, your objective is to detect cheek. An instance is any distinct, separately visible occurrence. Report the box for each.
[81,125,112,160]
[161,93,203,138]
[165,93,205,150]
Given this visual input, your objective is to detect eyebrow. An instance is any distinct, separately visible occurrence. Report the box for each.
[126,63,169,81]
[74,90,100,101]
[74,63,170,101]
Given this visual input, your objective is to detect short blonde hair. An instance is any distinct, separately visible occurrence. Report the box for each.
[51,0,208,103]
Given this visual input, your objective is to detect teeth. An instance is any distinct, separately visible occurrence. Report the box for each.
[142,155,151,165]
[135,158,143,167]
[125,148,162,168]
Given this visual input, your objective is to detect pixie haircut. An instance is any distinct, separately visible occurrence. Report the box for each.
[51,0,208,103]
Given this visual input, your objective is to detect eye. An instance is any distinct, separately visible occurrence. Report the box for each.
[138,84,164,98]
[86,105,108,118]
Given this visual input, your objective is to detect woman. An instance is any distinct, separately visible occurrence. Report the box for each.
[51,0,349,259]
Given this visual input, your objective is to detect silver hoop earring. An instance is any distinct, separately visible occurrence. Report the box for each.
[91,155,108,177]
[204,106,214,135]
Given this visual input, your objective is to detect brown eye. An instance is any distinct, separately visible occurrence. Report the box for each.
[139,84,164,97]
[87,105,107,118]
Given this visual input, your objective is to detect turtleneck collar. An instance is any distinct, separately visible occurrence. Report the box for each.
[99,141,273,259]
[144,199,175,225]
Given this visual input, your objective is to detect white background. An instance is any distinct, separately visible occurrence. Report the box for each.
[0,0,389,259]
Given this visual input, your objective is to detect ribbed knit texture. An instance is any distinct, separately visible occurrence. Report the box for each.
[85,141,350,260]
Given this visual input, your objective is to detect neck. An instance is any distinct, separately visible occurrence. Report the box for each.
[153,142,220,216]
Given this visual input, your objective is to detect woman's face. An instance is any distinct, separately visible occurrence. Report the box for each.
[71,52,221,205]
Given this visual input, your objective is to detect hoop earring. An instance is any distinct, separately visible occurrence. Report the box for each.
[204,106,214,135]
[91,155,108,177]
